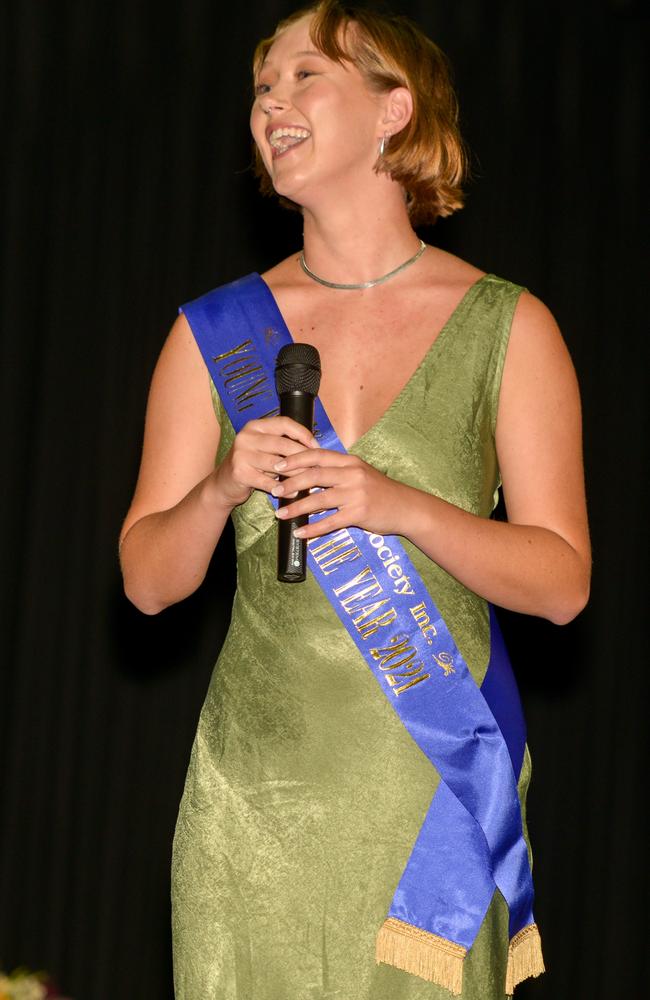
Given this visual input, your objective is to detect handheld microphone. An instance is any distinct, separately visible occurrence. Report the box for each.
[274,343,322,583]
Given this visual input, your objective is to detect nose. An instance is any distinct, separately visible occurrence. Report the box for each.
[259,82,291,117]
[260,98,288,117]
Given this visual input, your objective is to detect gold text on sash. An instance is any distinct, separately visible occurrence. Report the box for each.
[333,566,397,640]
[409,601,437,644]
[212,338,276,413]
[410,602,455,676]
[370,633,431,695]
[309,529,362,575]
[310,530,429,692]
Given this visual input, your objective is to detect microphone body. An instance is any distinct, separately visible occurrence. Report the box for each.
[275,344,321,583]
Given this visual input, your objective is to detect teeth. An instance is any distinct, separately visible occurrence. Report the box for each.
[269,127,311,150]
[269,127,311,140]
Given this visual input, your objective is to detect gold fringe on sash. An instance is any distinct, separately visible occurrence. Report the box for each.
[375,917,466,996]
[376,918,545,997]
[505,923,545,995]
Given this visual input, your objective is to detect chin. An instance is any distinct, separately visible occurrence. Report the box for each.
[270,171,309,204]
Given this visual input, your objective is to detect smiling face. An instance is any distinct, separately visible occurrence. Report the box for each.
[250,15,386,209]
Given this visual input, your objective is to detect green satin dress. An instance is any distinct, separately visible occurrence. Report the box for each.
[171,274,533,1000]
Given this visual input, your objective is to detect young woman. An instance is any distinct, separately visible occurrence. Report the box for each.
[120,2,590,997]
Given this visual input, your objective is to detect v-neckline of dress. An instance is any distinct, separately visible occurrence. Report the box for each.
[254,271,491,453]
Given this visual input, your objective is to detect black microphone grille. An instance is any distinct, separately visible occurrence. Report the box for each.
[275,343,322,396]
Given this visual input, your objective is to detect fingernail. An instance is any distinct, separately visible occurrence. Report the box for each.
[274,461,287,471]
[275,507,288,518]
[271,485,284,497]
[293,527,306,538]
[311,438,320,448]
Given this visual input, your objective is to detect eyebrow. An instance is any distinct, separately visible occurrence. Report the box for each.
[261,49,327,68]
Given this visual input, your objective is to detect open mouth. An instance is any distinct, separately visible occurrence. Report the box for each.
[268,127,311,157]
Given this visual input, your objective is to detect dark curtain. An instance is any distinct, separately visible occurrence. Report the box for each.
[1,1,647,997]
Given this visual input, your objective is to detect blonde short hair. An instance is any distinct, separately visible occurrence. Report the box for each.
[252,0,467,225]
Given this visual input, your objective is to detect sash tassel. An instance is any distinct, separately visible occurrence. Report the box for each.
[377,918,544,996]
[376,917,466,995]
[505,924,545,995]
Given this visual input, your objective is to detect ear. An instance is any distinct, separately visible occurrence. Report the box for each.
[379,86,413,137]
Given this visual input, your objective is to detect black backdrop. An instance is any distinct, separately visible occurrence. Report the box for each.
[1,1,647,998]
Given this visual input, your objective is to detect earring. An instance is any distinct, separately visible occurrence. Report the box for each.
[379,132,390,157]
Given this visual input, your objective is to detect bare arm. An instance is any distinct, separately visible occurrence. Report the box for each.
[273,292,591,624]
[393,292,591,622]
[119,314,319,614]
[119,314,229,614]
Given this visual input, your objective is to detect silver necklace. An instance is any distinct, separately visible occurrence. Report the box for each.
[299,239,427,290]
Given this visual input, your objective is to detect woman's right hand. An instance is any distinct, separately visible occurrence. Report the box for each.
[213,416,320,510]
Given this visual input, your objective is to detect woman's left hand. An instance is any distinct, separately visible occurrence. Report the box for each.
[271,449,406,540]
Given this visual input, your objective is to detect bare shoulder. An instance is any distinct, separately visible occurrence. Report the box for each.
[260,252,303,290]
[507,290,575,375]
[405,247,486,318]
[511,289,560,332]
[146,310,219,449]
[499,289,581,435]
[420,245,485,289]
[154,310,207,384]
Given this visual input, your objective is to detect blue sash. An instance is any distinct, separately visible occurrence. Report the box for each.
[180,273,544,995]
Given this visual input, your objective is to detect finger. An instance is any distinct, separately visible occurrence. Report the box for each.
[249,416,320,449]
[239,470,288,495]
[240,441,319,477]
[293,511,349,540]
[245,434,318,460]
[274,448,351,474]
[275,489,337,521]
[271,470,342,496]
